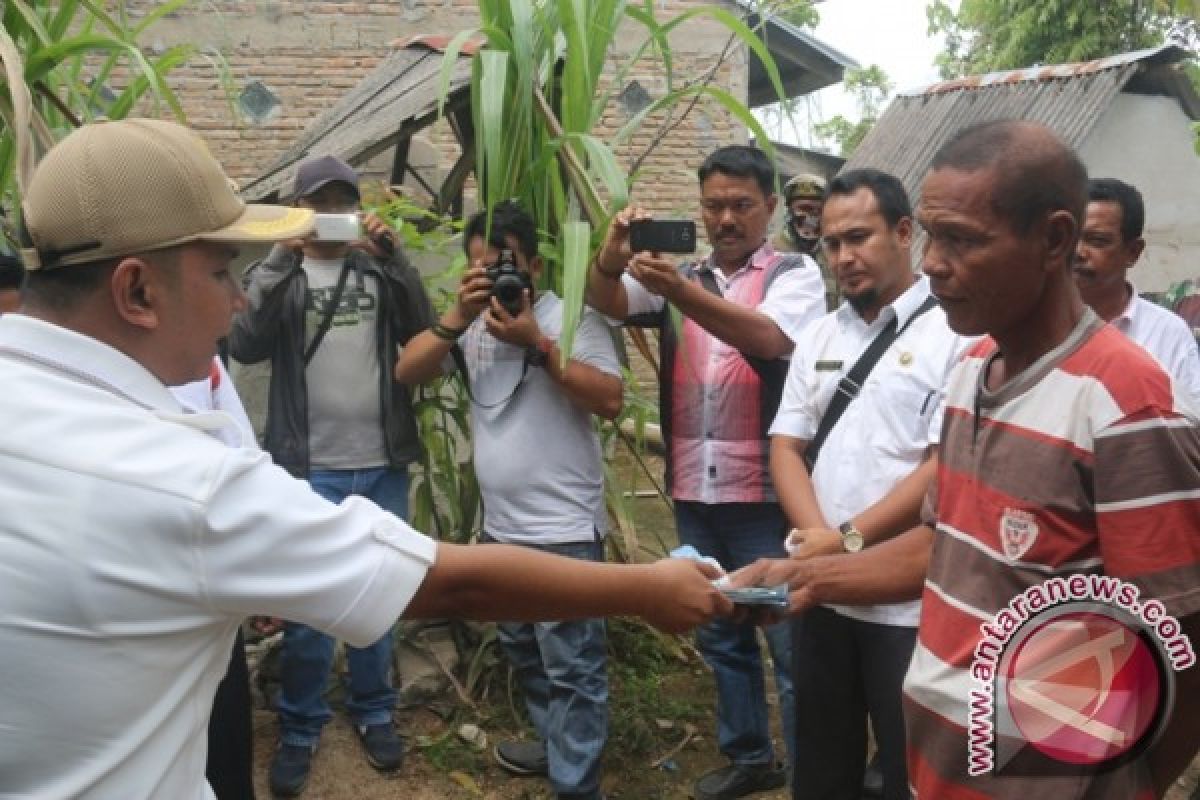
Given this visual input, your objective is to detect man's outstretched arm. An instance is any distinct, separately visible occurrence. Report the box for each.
[406,542,734,634]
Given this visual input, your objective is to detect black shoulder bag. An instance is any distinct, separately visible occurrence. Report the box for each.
[803,295,938,471]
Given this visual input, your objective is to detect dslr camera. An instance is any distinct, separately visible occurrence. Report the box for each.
[486,248,533,317]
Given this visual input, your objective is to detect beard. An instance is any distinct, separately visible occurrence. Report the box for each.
[845,287,879,315]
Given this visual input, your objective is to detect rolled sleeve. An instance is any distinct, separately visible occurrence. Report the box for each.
[620,273,666,318]
[200,450,438,647]
[769,322,821,440]
[757,257,826,344]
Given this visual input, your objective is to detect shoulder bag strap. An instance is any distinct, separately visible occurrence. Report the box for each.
[302,261,352,366]
[804,295,938,471]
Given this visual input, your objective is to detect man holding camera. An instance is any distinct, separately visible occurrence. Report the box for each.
[395,201,622,800]
[229,155,434,796]
[587,145,826,800]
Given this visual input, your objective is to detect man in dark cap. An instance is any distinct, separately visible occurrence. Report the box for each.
[229,155,434,795]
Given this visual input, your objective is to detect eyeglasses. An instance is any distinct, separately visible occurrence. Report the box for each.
[701,199,760,216]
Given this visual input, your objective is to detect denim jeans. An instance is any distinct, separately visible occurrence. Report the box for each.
[674,500,795,769]
[277,467,409,747]
[484,534,608,799]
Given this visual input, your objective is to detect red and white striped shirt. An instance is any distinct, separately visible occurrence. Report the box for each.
[904,311,1200,799]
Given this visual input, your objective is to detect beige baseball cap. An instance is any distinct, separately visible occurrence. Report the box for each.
[20,118,314,270]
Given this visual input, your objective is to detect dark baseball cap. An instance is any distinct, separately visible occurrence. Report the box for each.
[293,155,361,201]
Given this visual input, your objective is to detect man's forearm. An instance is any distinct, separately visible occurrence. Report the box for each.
[586,264,629,320]
[771,436,828,531]
[853,453,938,546]
[393,314,460,385]
[539,339,623,420]
[666,280,791,359]
[809,525,933,606]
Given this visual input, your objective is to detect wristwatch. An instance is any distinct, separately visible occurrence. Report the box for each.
[838,520,865,553]
[524,336,554,368]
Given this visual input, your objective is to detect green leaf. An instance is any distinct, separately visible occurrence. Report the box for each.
[557,218,591,366]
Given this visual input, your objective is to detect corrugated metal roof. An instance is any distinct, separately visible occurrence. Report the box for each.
[845,45,1198,205]
[240,37,476,201]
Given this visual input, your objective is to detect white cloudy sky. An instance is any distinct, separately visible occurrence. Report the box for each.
[758,0,961,148]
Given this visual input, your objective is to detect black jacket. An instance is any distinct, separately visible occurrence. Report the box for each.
[229,246,434,477]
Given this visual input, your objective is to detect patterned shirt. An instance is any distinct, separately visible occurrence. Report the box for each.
[622,244,825,503]
[903,311,1200,799]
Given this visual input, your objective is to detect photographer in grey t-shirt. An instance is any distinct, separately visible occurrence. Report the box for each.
[394,201,622,800]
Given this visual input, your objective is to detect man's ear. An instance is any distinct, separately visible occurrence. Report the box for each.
[529,255,544,282]
[765,193,779,217]
[1044,209,1078,273]
[110,257,163,331]
[894,216,914,248]
[1125,236,1146,268]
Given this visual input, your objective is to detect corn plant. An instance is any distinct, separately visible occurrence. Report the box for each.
[0,0,198,249]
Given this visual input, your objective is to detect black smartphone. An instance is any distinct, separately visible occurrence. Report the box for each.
[629,219,697,254]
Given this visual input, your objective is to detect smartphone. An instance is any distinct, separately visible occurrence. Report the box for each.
[629,219,697,254]
[312,212,362,242]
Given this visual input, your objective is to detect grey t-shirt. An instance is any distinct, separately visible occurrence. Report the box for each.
[303,257,386,469]
[462,292,620,545]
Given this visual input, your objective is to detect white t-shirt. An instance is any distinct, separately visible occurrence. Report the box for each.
[1113,290,1200,406]
[460,292,620,545]
[0,314,437,799]
[770,277,972,627]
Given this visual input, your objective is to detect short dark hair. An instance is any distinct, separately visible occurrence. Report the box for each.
[931,120,1088,235]
[826,168,911,227]
[697,145,775,197]
[0,253,23,291]
[463,200,538,262]
[1088,178,1144,242]
[22,246,180,313]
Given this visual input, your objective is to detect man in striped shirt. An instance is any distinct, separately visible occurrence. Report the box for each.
[732,120,1198,798]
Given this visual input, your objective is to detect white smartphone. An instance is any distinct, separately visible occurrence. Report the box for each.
[312,212,361,242]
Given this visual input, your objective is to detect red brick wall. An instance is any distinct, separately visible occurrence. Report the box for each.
[122,0,748,220]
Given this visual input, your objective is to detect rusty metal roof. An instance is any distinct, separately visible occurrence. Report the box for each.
[845,44,1199,201]
[240,36,477,201]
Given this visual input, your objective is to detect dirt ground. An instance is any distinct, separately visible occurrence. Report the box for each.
[249,654,792,800]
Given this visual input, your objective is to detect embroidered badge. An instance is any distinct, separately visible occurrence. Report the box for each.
[899,352,913,366]
[999,508,1039,560]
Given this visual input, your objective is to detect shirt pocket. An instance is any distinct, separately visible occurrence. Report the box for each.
[868,371,941,461]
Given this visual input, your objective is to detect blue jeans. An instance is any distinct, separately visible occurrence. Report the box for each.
[674,500,795,769]
[485,534,608,799]
[277,467,409,747]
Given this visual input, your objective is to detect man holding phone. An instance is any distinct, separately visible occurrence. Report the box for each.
[229,155,435,796]
[587,145,826,800]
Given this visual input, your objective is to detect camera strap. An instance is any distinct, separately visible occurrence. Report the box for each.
[303,260,352,366]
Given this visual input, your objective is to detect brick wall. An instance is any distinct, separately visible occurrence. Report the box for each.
[122,0,749,224]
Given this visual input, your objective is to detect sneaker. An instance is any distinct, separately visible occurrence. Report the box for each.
[268,742,314,798]
[693,762,787,800]
[494,739,549,776]
[355,722,404,772]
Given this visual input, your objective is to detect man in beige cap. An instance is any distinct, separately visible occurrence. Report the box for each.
[0,118,730,799]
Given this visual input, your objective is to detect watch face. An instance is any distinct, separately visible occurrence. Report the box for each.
[842,529,864,553]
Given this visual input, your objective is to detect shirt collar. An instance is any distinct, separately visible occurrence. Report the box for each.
[698,241,776,278]
[836,274,931,328]
[1113,282,1138,329]
[0,314,183,414]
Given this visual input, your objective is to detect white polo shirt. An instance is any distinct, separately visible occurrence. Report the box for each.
[0,314,438,799]
[1113,289,1200,405]
[769,277,971,627]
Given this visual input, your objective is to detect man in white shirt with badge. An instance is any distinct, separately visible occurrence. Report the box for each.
[1074,177,1200,403]
[768,169,971,800]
